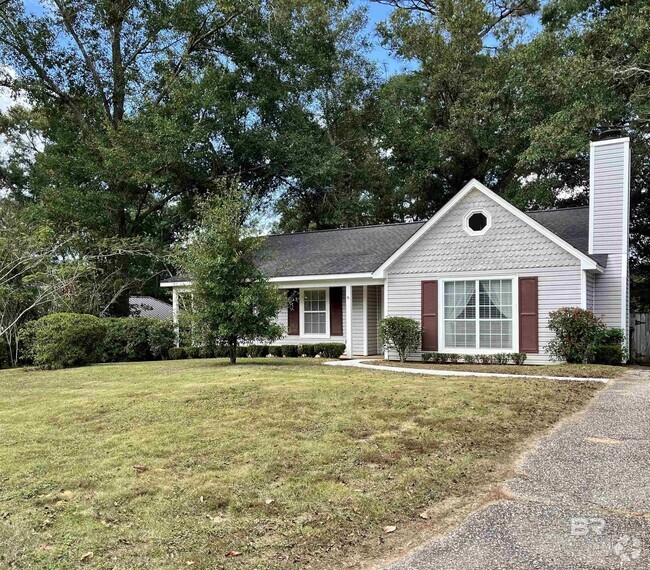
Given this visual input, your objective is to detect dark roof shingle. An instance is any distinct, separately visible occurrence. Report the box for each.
[255,222,425,277]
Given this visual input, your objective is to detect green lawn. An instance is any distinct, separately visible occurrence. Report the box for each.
[0,359,601,569]
[379,361,626,378]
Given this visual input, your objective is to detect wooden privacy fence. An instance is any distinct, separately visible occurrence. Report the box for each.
[630,313,650,360]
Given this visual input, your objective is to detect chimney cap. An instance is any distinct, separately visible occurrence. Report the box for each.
[590,127,628,142]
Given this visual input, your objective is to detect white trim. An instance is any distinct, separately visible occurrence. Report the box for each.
[345,285,353,358]
[161,280,192,288]
[622,138,631,345]
[270,272,373,283]
[590,137,630,148]
[462,209,492,236]
[581,270,587,310]
[383,280,389,359]
[372,179,598,278]
[172,288,180,347]
[362,285,369,357]
[589,145,595,254]
[299,288,330,338]
[437,275,519,354]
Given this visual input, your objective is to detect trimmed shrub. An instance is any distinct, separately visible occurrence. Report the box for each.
[26,313,107,369]
[315,343,346,358]
[148,320,175,360]
[270,345,283,357]
[378,317,422,363]
[493,353,510,365]
[236,346,248,358]
[299,344,316,357]
[0,338,10,368]
[281,344,299,357]
[478,354,493,365]
[168,347,187,359]
[593,345,624,365]
[198,345,214,359]
[512,353,527,365]
[547,307,605,363]
[186,346,202,359]
[463,354,476,364]
[248,345,269,358]
[103,318,151,362]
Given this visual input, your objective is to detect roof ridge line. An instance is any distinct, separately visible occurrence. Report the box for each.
[526,205,589,213]
[263,220,425,238]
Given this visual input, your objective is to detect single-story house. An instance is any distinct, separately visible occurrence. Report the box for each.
[162,135,630,363]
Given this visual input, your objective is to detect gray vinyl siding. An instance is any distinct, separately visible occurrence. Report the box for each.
[389,189,579,275]
[352,286,364,355]
[591,143,625,255]
[385,188,584,364]
[271,289,346,346]
[586,272,596,311]
[366,285,380,355]
[386,267,582,364]
[591,140,629,334]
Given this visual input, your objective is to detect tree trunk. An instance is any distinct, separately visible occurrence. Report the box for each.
[229,340,237,365]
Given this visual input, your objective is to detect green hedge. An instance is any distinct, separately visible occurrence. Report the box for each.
[102,318,175,362]
[24,313,107,369]
[165,343,347,360]
[422,352,528,365]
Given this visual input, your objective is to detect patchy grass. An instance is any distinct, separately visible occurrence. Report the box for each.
[0,359,601,569]
[379,360,626,378]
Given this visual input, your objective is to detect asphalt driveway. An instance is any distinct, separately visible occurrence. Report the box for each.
[384,368,650,570]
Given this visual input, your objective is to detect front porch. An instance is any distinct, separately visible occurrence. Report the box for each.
[164,278,386,358]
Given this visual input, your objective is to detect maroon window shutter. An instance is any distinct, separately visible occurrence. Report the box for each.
[287,289,300,335]
[330,287,343,336]
[421,281,438,351]
[519,277,539,354]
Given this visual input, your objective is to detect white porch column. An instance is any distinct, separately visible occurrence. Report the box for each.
[362,285,369,357]
[346,285,353,358]
[172,287,180,347]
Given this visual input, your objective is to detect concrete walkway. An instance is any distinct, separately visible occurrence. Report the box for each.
[383,368,650,570]
[326,359,611,383]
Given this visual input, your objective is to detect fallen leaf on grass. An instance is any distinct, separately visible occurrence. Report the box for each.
[419,512,429,519]
[383,525,397,534]
[80,551,94,562]
[133,465,149,474]
[225,550,241,557]
[265,499,274,505]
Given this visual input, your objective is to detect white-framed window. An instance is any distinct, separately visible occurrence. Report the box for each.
[301,288,329,336]
[463,209,492,236]
[443,278,514,350]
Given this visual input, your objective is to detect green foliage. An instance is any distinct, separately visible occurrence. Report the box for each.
[314,343,346,358]
[168,347,187,360]
[26,313,107,369]
[478,354,494,365]
[379,317,422,363]
[547,307,606,363]
[186,347,202,359]
[593,345,624,366]
[178,185,285,364]
[493,353,510,365]
[103,319,151,362]
[147,320,176,360]
[512,353,528,365]
[0,339,10,368]
[463,354,476,364]
[300,344,317,357]
[281,345,300,358]
[270,346,284,357]
[248,345,269,358]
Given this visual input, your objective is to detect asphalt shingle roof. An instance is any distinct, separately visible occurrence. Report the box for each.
[161,204,605,284]
[256,222,425,277]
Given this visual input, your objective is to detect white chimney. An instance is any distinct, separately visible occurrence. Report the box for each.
[589,134,631,341]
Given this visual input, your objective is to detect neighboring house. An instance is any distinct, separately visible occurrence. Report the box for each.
[129,296,176,319]
[161,135,630,363]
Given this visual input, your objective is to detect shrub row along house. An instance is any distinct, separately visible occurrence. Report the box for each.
[162,135,630,364]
